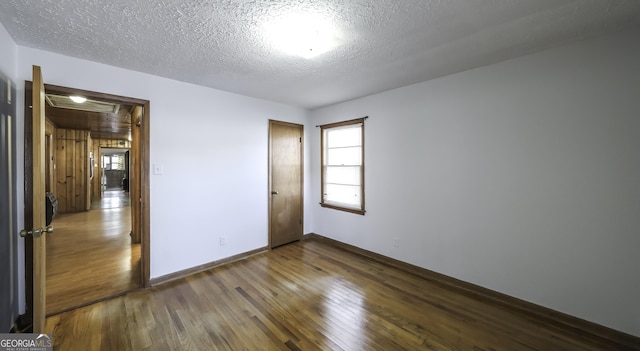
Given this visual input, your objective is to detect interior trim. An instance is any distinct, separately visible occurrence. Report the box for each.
[303,233,640,349]
[150,247,268,286]
[141,101,151,288]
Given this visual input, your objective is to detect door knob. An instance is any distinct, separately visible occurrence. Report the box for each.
[20,225,54,238]
[271,191,279,195]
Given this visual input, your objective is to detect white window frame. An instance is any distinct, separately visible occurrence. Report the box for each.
[320,117,365,215]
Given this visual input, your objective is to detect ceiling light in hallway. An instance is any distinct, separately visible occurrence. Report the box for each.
[69,95,87,103]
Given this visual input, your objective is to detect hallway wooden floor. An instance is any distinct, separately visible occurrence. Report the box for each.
[46,190,141,315]
[44,239,636,350]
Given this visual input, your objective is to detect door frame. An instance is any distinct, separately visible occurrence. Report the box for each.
[22,82,151,327]
[268,119,304,249]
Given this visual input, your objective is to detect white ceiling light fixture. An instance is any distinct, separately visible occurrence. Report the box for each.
[265,12,341,59]
[69,95,87,103]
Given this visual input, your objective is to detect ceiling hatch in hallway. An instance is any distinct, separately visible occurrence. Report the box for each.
[45,93,121,114]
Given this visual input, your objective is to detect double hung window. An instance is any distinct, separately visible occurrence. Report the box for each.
[320,118,365,214]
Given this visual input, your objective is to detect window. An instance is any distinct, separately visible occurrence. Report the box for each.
[102,154,126,170]
[111,154,125,170]
[321,118,365,215]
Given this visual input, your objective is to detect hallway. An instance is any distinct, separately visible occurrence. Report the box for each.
[46,190,141,315]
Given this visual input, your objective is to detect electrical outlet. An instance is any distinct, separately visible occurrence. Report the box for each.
[393,238,400,248]
[220,236,226,246]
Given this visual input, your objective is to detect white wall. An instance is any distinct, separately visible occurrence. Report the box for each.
[14,47,310,280]
[309,28,640,337]
[0,23,16,76]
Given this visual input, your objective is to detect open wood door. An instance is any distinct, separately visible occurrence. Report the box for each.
[22,65,48,332]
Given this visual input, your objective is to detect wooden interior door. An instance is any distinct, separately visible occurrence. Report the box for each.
[269,120,303,248]
[29,65,47,332]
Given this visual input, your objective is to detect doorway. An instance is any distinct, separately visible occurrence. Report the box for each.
[268,120,303,248]
[23,81,150,321]
[99,149,130,200]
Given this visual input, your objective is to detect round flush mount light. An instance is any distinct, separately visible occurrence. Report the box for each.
[69,95,87,103]
[264,12,341,59]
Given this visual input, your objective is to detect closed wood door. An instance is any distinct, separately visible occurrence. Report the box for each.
[30,65,47,332]
[269,120,303,248]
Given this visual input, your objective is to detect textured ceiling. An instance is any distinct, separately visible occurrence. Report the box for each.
[1,0,639,109]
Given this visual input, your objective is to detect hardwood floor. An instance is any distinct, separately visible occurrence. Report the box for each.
[44,240,637,350]
[46,190,141,315]
[90,187,131,210]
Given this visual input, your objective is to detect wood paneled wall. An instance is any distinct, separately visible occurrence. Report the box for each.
[45,118,56,195]
[99,139,130,148]
[91,142,101,201]
[130,106,142,244]
[55,129,91,213]
[87,134,92,208]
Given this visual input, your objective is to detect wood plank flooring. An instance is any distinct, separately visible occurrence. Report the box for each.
[90,188,131,210]
[46,190,141,315]
[44,239,636,350]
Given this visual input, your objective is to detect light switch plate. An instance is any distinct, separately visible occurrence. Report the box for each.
[153,163,163,175]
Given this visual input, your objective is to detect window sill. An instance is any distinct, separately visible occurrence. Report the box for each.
[320,203,365,215]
